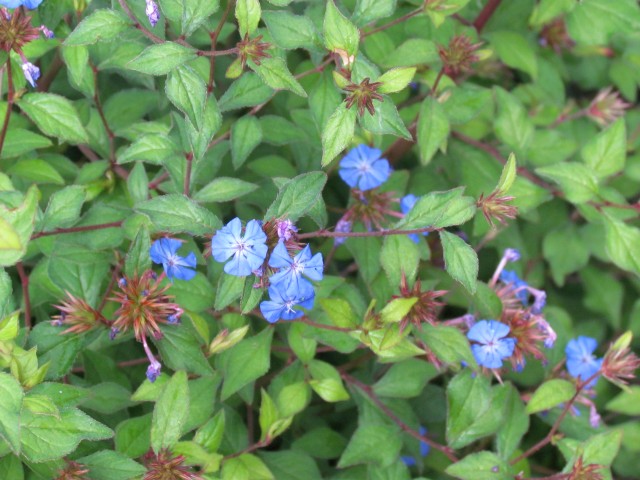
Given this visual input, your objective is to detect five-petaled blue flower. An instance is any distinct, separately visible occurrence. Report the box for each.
[400,194,429,243]
[0,0,43,8]
[260,279,315,323]
[269,241,323,288]
[21,61,40,88]
[339,144,390,191]
[150,238,197,281]
[565,336,603,388]
[500,270,529,305]
[467,320,516,369]
[211,218,268,276]
[401,426,430,467]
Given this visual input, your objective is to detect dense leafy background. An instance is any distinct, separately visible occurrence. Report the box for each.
[1,0,640,479]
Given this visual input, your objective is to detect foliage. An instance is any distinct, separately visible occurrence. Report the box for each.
[0,0,639,479]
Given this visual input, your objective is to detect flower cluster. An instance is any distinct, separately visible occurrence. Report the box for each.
[210,217,322,323]
[0,1,54,87]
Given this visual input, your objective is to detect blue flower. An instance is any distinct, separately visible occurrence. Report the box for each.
[401,194,429,243]
[0,0,43,8]
[150,238,197,281]
[21,61,40,88]
[467,320,516,369]
[211,218,268,277]
[500,270,529,305]
[260,279,315,323]
[401,426,430,467]
[566,336,603,388]
[339,145,390,191]
[269,242,323,288]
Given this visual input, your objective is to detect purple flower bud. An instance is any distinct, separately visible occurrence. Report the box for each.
[167,314,179,324]
[142,289,149,297]
[51,319,63,327]
[21,61,40,88]
[334,219,352,246]
[118,278,127,287]
[146,362,161,382]
[504,248,521,262]
[531,290,546,314]
[109,327,120,340]
[145,0,160,27]
[39,25,54,39]
[276,219,298,241]
[589,405,600,428]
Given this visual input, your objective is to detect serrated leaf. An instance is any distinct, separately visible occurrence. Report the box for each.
[321,103,357,166]
[440,231,478,294]
[19,93,88,144]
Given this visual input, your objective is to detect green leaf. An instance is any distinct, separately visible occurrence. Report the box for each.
[323,0,359,58]
[19,93,88,144]
[7,159,64,185]
[496,153,517,194]
[21,408,113,463]
[581,118,626,178]
[494,88,533,153]
[124,225,151,277]
[262,11,318,50]
[398,188,476,230]
[416,324,476,367]
[1,128,52,159]
[64,9,131,46]
[259,389,279,441]
[231,115,263,169]
[181,0,220,36]
[135,194,221,235]
[194,177,258,203]
[360,97,412,140]
[308,360,350,402]
[250,57,307,97]
[151,371,190,452]
[606,386,640,415]
[265,171,327,222]
[0,185,38,267]
[488,31,537,79]
[424,0,470,27]
[353,0,397,25]
[373,358,438,398]
[218,327,273,400]
[338,425,402,468]
[118,134,179,165]
[380,234,419,287]
[235,0,261,37]
[0,218,21,258]
[219,73,274,112]
[377,67,416,94]
[76,451,145,480]
[222,454,274,480]
[536,162,599,204]
[526,379,576,414]
[446,371,506,449]
[39,185,86,232]
[115,414,152,458]
[0,373,24,454]
[166,66,206,129]
[473,282,503,319]
[530,0,577,27]
[417,97,450,165]
[321,103,357,166]
[602,213,640,276]
[155,323,214,376]
[28,322,84,380]
[440,231,478,294]
[380,298,418,323]
[566,0,640,46]
[128,43,198,76]
[446,452,511,480]
[496,383,529,460]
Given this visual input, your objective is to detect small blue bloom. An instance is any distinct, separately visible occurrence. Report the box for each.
[339,144,390,191]
[333,218,352,246]
[211,218,268,277]
[260,279,315,323]
[145,0,160,27]
[400,194,429,243]
[21,61,40,88]
[467,320,516,369]
[565,336,603,388]
[0,0,43,8]
[146,362,161,382]
[269,242,323,288]
[150,238,197,281]
[401,426,430,467]
[500,270,529,305]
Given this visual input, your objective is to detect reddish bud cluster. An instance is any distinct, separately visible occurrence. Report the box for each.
[396,273,447,331]
[438,35,482,77]
[237,34,271,68]
[54,461,90,480]
[477,190,518,227]
[52,292,109,335]
[143,450,203,480]
[0,8,39,53]
[344,77,384,116]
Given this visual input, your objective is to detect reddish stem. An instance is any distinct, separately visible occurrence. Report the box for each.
[473,0,502,32]
[0,58,14,158]
[297,226,434,240]
[31,221,123,240]
[362,8,422,38]
[183,151,194,196]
